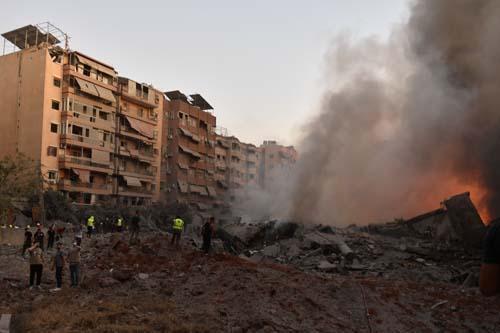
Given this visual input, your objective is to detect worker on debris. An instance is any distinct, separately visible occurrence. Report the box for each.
[27,242,44,290]
[86,215,95,238]
[47,224,56,250]
[34,224,45,251]
[171,215,184,246]
[51,242,65,292]
[201,217,216,254]
[68,242,81,287]
[22,226,33,257]
[117,216,124,233]
[480,220,500,296]
[129,211,140,243]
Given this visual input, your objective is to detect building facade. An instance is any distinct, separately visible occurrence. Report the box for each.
[161,91,217,210]
[0,24,163,205]
[259,140,298,189]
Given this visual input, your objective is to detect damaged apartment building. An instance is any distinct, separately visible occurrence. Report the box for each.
[160,91,218,210]
[0,23,163,205]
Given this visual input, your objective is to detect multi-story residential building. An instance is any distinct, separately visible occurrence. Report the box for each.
[0,23,163,205]
[259,140,298,189]
[161,91,217,210]
[114,77,163,205]
[215,134,261,201]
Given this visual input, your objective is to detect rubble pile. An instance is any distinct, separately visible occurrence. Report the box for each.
[229,193,486,287]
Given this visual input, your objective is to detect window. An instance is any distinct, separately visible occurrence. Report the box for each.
[83,65,91,76]
[47,171,57,180]
[50,123,58,133]
[53,77,61,87]
[137,109,144,117]
[99,111,108,120]
[47,146,57,157]
[51,100,60,110]
[85,128,90,137]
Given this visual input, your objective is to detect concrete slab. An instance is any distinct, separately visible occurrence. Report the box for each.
[0,314,12,333]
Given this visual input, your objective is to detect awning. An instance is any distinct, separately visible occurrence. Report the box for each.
[177,162,189,170]
[75,54,116,77]
[123,176,142,187]
[94,85,115,102]
[177,180,188,193]
[190,184,208,196]
[207,186,217,197]
[217,139,230,149]
[75,169,90,183]
[91,149,110,164]
[124,116,154,139]
[179,127,193,138]
[178,144,201,159]
[75,77,99,98]
[191,134,200,142]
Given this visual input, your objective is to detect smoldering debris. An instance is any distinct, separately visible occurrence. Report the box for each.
[291,0,500,226]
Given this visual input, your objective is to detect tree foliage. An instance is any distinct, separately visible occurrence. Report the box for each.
[0,154,38,212]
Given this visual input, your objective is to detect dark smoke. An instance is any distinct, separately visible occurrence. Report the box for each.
[291,0,500,225]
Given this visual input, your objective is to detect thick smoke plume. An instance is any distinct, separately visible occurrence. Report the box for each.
[291,0,500,225]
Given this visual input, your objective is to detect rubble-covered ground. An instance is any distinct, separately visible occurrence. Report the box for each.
[1,224,500,332]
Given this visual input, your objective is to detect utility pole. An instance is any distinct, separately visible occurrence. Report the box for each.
[37,160,45,226]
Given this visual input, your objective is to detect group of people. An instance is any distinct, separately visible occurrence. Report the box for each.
[25,239,81,291]
[21,213,216,291]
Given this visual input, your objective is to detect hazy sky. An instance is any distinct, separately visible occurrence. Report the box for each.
[1,0,409,146]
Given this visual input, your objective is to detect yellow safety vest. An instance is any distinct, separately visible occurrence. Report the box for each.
[117,218,123,227]
[87,216,95,227]
[173,218,184,230]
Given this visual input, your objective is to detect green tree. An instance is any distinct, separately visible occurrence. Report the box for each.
[0,154,38,218]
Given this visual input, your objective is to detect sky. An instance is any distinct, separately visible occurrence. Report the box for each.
[1,0,409,146]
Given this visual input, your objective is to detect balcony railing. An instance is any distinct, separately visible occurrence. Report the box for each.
[59,156,111,170]
[118,186,153,195]
[58,179,111,190]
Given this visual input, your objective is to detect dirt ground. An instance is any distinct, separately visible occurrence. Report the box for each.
[1,232,500,332]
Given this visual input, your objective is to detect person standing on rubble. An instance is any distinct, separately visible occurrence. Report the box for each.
[51,242,65,292]
[34,224,45,251]
[27,242,44,290]
[171,215,184,246]
[68,242,81,287]
[47,224,56,250]
[86,215,95,238]
[22,226,33,257]
[201,217,215,254]
[74,224,83,246]
[129,211,140,243]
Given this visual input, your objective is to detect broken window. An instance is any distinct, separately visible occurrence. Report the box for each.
[51,100,60,110]
[53,77,61,88]
[72,125,83,136]
[47,146,57,157]
[50,123,58,133]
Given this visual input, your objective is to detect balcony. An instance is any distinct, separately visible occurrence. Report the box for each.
[61,134,113,151]
[118,167,155,180]
[118,186,153,197]
[63,111,114,132]
[58,179,112,195]
[59,156,113,174]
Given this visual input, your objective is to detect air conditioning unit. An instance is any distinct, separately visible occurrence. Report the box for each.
[168,134,173,139]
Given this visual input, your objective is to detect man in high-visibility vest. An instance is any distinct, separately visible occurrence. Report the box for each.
[116,217,124,233]
[171,215,184,246]
[86,215,95,238]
